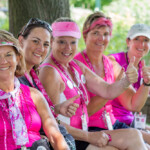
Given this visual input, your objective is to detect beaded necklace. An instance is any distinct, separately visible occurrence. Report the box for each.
[83,50,114,83]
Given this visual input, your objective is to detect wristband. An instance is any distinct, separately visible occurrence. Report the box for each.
[107,134,112,142]
[143,80,150,86]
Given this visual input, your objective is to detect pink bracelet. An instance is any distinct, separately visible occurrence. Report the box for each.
[107,134,112,142]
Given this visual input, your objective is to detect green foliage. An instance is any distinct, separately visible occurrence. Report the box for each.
[0,17,9,31]
[70,0,116,10]
[72,0,150,64]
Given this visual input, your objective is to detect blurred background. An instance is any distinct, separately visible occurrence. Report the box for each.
[0,0,150,64]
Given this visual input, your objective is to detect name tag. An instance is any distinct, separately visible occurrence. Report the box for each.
[81,113,88,131]
[21,146,27,150]
[134,112,146,129]
[104,111,113,130]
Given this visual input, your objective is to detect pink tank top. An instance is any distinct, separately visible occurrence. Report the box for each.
[75,52,116,129]
[0,84,41,149]
[40,60,90,129]
[110,52,143,125]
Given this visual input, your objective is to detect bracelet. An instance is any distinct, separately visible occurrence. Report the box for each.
[143,80,150,86]
[107,134,112,142]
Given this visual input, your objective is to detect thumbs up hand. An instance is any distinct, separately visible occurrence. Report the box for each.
[116,67,125,81]
[141,60,150,85]
[56,95,79,117]
[125,56,138,84]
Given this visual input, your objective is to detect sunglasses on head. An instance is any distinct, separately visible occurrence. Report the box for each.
[22,18,52,35]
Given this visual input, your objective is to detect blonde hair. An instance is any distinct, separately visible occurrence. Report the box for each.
[0,30,26,76]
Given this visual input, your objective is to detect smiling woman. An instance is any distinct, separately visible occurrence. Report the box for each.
[17,18,78,149]
[38,17,148,150]
[0,29,68,150]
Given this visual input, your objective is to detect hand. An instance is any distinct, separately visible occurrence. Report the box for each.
[141,60,150,84]
[87,131,109,147]
[126,56,138,84]
[116,67,125,81]
[55,95,79,117]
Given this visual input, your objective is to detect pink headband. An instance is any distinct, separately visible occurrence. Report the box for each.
[83,17,113,35]
[0,40,19,51]
[52,22,81,39]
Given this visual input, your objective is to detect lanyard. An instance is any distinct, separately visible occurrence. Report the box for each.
[51,54,88,105]
[24,69,56,117]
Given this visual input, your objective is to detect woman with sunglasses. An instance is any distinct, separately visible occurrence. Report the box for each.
[18,18,78,149]
[0,29,69,150]
[39,17,147,150]
[74,12,150,146]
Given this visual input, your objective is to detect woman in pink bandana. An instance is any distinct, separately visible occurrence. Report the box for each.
[74,11,150,146]
[0,30,69,150]
[39,17,147,150]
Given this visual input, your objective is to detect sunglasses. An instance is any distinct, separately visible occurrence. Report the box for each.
[22,18,52,35]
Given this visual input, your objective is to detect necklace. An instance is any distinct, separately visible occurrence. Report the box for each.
[83,50,114,83]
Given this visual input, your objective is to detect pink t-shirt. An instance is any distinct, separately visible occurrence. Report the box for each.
[110,52,142,125]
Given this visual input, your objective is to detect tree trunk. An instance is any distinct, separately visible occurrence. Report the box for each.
[8,0,70,37]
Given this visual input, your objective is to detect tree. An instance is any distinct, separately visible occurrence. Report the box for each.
[8,0,70,37]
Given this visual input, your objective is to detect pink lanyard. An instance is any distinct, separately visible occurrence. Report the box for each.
[24,69,56,117]
[24,72,35,88]
[83,50,111,82]
[51,54,88,105]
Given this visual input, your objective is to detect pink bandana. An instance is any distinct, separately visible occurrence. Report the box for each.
[83,17,113,36]
[0,77,29,147]
[52,22,81,39]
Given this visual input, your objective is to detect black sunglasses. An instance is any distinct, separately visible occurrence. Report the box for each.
[22,18,52,35]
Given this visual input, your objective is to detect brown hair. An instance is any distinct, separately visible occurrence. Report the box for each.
[18,18,52,39]
[18,18,52,73]
[0,30,26,76]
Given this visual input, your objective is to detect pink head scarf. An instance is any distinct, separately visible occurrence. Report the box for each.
[83,17,113,36]
[52,22,81,39]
